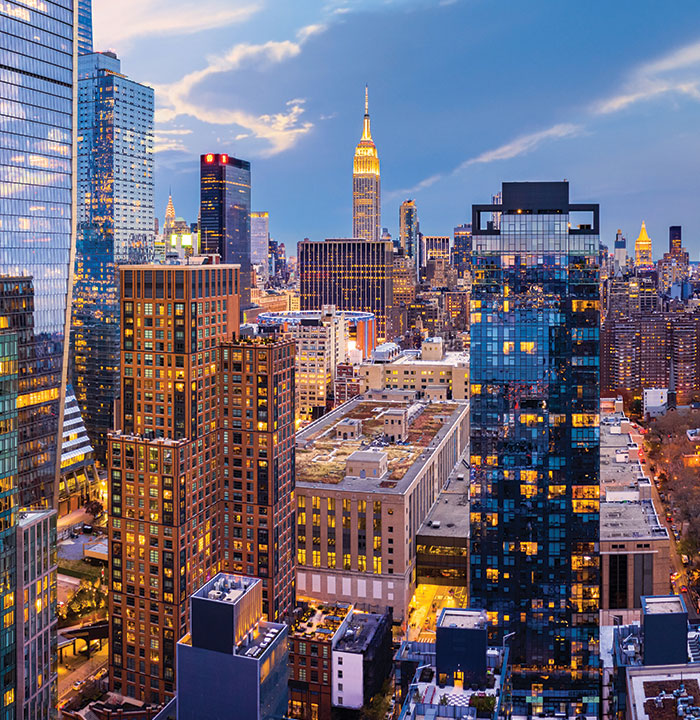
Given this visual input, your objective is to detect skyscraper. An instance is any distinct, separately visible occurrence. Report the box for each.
[108,262,240,703]
[470,182,600,715]
[72,51,154,462]
[352,87,381,242]
[669,225,682,252]
[0,2,77,715]
[635,221,653,269]
[251,211,270,278]
[78,0,93,55]
[200,153,252,309]
[613,229,627,272]
[298,238,394,341]
[399,199,419,261]
[452,223,472,278]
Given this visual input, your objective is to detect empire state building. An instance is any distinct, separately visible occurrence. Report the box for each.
[353,86,381,242]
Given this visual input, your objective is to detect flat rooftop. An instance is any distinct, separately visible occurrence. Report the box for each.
[643,596,686,615]
[417,473,469,540]
[600,501,667,541]
[438,609,486,629]
[296,396,468,494]
[390,350,469,367]
[18,509,55,526]
[627,666,700,720]
[600,423,645,492]
[292,602,351,642]
[193,573,259,605]
[334,611,386,654]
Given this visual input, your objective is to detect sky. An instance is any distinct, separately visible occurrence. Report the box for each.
[94,0,700,260]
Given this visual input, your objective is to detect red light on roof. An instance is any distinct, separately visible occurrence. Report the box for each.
[205,154,214,163]
[221,154,228,164]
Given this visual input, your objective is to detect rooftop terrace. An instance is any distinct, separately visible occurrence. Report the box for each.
[296,396,466,493]
[291,602,351,642]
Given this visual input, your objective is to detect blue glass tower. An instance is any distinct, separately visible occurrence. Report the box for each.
[469,182,600,716]
[78,0,93,55]
[72,52,154,462]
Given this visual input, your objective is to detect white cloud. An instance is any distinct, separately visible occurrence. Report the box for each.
[154,128,192,153]
[462,123,583,165]
[595,38,700,115]
[94,0,261,48]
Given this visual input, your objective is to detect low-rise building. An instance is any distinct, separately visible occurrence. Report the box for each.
[287,602,392,719]
[359,337,469,401]
[295,395,469,620]
[599,416,671,625]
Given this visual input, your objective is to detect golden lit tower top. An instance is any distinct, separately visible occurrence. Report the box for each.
[353,85,381,242]
[164,192,176,235]
[635,220,653,269]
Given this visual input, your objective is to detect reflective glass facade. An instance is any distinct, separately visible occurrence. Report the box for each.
[0,333,18,720]
[0,0,75,510]
[200,153,251,309]
[77,0,92,55]
[72,52,154,461]
[469,183,600,715]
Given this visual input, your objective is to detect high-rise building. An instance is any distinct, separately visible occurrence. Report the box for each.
[657,225,689,295]
[491,191,502,230]
[399,199,419,263]
[0,2,77,714]
[452,224,472,278]
[163,194,176,238]
[73,51,154,462]
[613,229,627,272]
[157,573,289,720]
[200,153,252,309]
[470,182,600,715]
[108,262,240,703]
[635,221,653,269]
[78,0,93,55]
[217,336,296,621]
[420,236,450,271]
[298,238,394,341]
[669,225,682,252]
[251,212,270,281]
[352,87,381,242]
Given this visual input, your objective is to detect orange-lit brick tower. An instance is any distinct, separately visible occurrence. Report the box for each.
[108,260,240,703]
[218,335,296,622]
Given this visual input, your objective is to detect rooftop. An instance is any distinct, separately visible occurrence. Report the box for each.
[334,610,387,654]
[643,595,686,615]
[600,501,667,541]
[17,508,55,527]
[626,666,700,720]
[296,396,467,494]
[291,602,351,642]
[437,608,487,630]
[194,573,259,606]
[417,473,470,539]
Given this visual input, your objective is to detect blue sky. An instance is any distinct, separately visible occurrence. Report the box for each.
[95,0,700,259]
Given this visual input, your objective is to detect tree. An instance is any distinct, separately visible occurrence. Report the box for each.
[84,499,103,518]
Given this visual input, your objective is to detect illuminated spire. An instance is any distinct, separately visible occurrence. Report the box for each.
[362,84,372,141]
[353,85,381,241]
[164,193,176,234]
[635,220,653,268]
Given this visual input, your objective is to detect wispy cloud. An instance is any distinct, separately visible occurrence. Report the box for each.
[154,129,193,153]
[94,0,260,48]
[595,38,700,115]
[463,123,583,165]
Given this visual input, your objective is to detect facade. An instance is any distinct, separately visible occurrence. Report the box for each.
[73,51,154,462]
[452,223,472,277]
[295,395,470,620]
[16,510,58,720]
[78,0,93,55]
[251,212,270,277]
[200,153,252,308]
[154,574,288,720]
[613,230,627,272]
[298,238,394,341]
[59,387,101,517]
[399,200,419,262]
[288,602,392,720]
[420,236,450,270]
[634,221,653,270]
[352,88,381,242]
[359,336,469,401]
[657,225,689,295]
[469,182,600,715]
[393,253,417,308]
[108,262,240,703]
[0,6,75,510]
[217,336,296,621]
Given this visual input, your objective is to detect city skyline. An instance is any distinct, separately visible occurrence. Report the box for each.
[94,0,700,255]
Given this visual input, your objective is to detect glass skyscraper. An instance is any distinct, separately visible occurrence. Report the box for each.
[78,0,93,55]
[72,51,154,462]
[469,182,600,716]
[200,153,252,309]
[0,1,76,716]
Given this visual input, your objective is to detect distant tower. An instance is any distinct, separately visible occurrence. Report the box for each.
[613,229,627,271]
[163,192,176,236]
[399,199,419,261]
[669,225,682,253]
[635,221,653,269]
[353,86,381,242]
